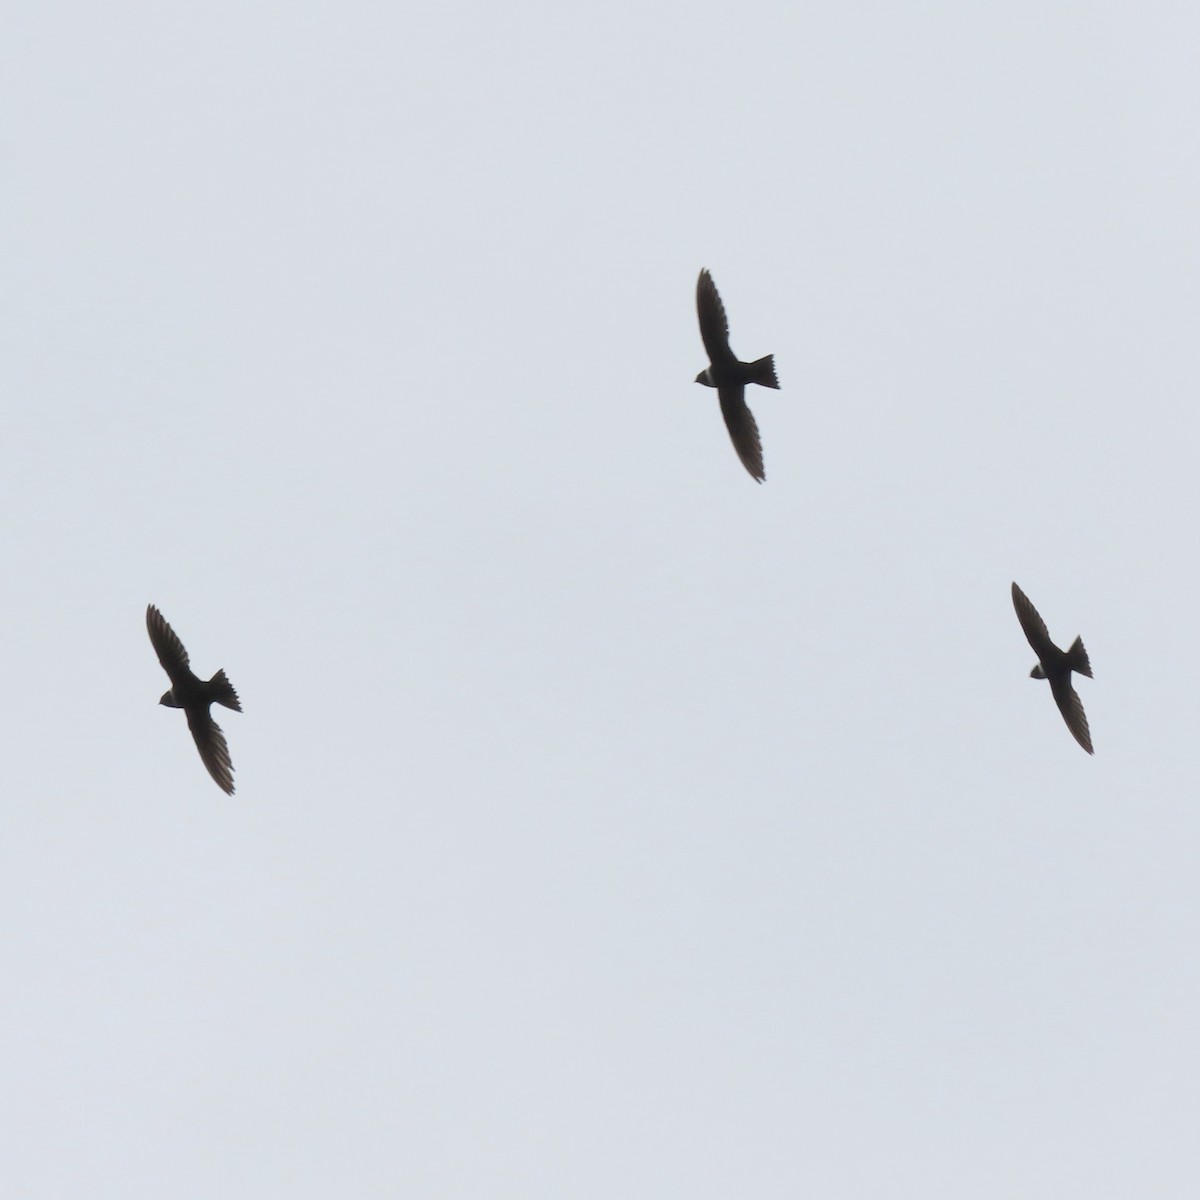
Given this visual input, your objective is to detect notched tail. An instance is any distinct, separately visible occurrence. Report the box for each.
[1066,636,1092,678]
[209,668,242,711]
[747,354,780,390]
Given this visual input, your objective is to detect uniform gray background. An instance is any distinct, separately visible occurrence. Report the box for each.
[4,2,1199,1196]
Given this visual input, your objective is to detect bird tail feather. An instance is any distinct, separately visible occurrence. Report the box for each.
[747,354,780,389]
[209,669,242,711]
[1066,637,1092,678]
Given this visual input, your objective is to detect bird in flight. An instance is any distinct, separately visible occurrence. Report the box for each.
[146,604,243,793]
[694,268,780,482]
[1011,582,1093,754]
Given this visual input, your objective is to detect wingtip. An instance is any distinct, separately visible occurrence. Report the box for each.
[740,459,766,484]
[146,603,167,640]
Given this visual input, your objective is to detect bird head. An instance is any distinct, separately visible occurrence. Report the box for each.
[1029,664,1046,680]
[695,368,715,388]
[159,689,181,708]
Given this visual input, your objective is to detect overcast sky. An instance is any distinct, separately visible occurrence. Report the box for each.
[4,2,1200,1196]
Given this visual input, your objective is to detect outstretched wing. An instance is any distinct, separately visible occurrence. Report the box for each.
[1049,674,1094,755]
[718,386,765,482]
[146,604,191,683]
[186,706,236,794]
[697,269,737,367]
[1011,582,1057,660]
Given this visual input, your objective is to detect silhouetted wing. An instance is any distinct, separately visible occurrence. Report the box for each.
[1049,673,1093,755]
[718,385,765,482]
[1011,582,1057,660]
[697,269,737,367]
[186,705,235,794]
[146,605,191,682]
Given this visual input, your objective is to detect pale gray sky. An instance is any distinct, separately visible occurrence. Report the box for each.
[3,2,1200,1196]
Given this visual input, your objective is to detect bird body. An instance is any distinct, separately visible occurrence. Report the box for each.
[1011,582,1093,754]
[147,605,242,794]
[694,268,779,482]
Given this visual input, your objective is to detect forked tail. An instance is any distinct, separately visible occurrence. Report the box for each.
[1066,636,1092,678]
[209,669,242,711]
[747,354,780,389]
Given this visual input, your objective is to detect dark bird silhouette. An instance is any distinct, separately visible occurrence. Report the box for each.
[146,604,242,793]
[694,268,780,482]
[1011,582,1093,754]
